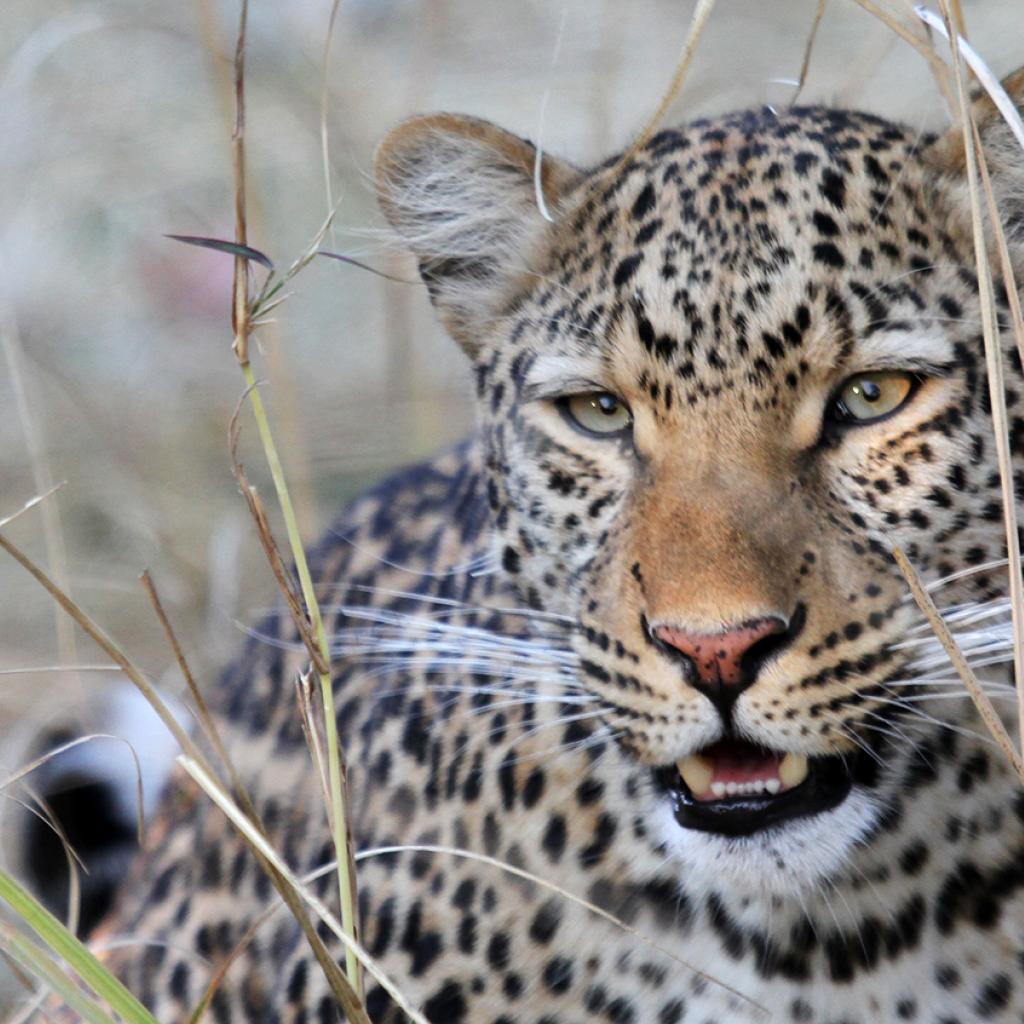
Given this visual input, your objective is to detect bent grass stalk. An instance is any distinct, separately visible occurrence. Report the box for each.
[232,360,361,996]
[226,0,361,1000]
[179,756,425,1024]
[0,528,364,1021]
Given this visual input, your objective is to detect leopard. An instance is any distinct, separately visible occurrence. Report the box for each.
[71,68,1024,1024]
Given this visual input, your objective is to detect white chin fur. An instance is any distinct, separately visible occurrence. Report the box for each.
[651,787,882,899]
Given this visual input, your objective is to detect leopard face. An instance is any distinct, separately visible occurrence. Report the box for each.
[376,88,1024,893]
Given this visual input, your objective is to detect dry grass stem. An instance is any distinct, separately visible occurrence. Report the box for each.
[613,0,717,172]
[937,0,1024,760]
[1,314,78,682]
[0,509,362,1019]
[0,665,119,676]
[178,756,407,1024]
[295,669,333,812]
[8,785,85,935]
[0,529,213,778]
[227,390,318,663]
[139,570,251,810]
[2,733,144,845]
[893,547,1024,782]
[229,0,250,366]
[225,0,361,997]
[320,0,343,231]
[0,483,65,531]
[852,0,955,111]
[975,135,1024,386]
[790,0,827,107]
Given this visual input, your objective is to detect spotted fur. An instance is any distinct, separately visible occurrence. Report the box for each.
[86,74,1024,1024]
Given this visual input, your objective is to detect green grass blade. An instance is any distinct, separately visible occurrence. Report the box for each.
[0,866,158,1024]
[2,927,118,1024]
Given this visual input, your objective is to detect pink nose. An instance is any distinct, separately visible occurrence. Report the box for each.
[653,618,787,688]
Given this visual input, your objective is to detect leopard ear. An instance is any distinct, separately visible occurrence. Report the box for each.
[926,67,1024,254]
[374,114,579,356]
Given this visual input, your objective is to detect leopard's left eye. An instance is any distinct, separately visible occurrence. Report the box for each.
[560,392,632,437]
[828,371,918,425]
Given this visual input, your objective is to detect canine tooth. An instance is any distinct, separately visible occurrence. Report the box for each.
[711,781,727,798]
[779,753,809,789]
[676,754,714,796]
[765,779,781,795]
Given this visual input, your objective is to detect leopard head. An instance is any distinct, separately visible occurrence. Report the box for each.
[375,72,1024,890]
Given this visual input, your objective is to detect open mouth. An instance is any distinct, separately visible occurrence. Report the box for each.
[653,738,854,837]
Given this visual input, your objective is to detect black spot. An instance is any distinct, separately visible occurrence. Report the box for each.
[974,974,1012,1016]
[542,814,568,863]
[813,242,845,268]
[631,183,657,221]
[422,981,468,1023]
[613,255,643,288]
[819,168,846,208]
[813,210,840,236]
[542,956,575,994]
[529,899,563,944]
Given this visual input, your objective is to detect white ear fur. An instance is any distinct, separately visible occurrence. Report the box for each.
[374,114,579,356]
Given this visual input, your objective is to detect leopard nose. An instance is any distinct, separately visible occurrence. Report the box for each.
[651,614,795,717]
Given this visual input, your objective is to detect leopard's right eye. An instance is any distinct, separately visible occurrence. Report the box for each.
[560,392,632,438]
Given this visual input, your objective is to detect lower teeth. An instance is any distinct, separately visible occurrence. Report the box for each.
[709,779,780,798]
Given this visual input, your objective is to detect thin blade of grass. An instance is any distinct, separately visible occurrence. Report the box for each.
[139,570,249,808]
[0,520,362,1019]
[913,6,1024,151]
[936,0,1024,761]
[320,0,342,240]
[1,314,78,683]
[893,547,1024,782]
[5,786,85,941]
[1,733,144,845]
[165,235,273,272]
[1,927,118,1024]
[316,250,417,284]
[225,0,361,996]
[0,867,158,1024]
[238,365,361,993]
[355,845,769,1018]
[852,0,955,111]
[612,0,717,173]
[178,756,417,1024]
[230,0,251,363]
[0,483,66,531]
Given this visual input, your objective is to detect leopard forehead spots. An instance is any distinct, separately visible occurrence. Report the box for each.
[83,77,1024,1024]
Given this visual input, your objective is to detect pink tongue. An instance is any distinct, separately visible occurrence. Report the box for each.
[707,740,782,786]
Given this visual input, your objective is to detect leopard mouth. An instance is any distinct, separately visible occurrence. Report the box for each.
[653,738,854,837]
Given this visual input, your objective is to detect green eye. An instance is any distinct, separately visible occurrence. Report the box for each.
[829,371,918,424]
[561,392,632,437]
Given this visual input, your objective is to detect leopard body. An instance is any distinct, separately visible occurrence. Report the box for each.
[90,79,1024,1024]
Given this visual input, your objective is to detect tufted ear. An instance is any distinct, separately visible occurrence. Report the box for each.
[927,67,1024,256]
[374,114,580,356]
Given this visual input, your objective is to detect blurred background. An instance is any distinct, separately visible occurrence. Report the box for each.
[1,0,1023,1011]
